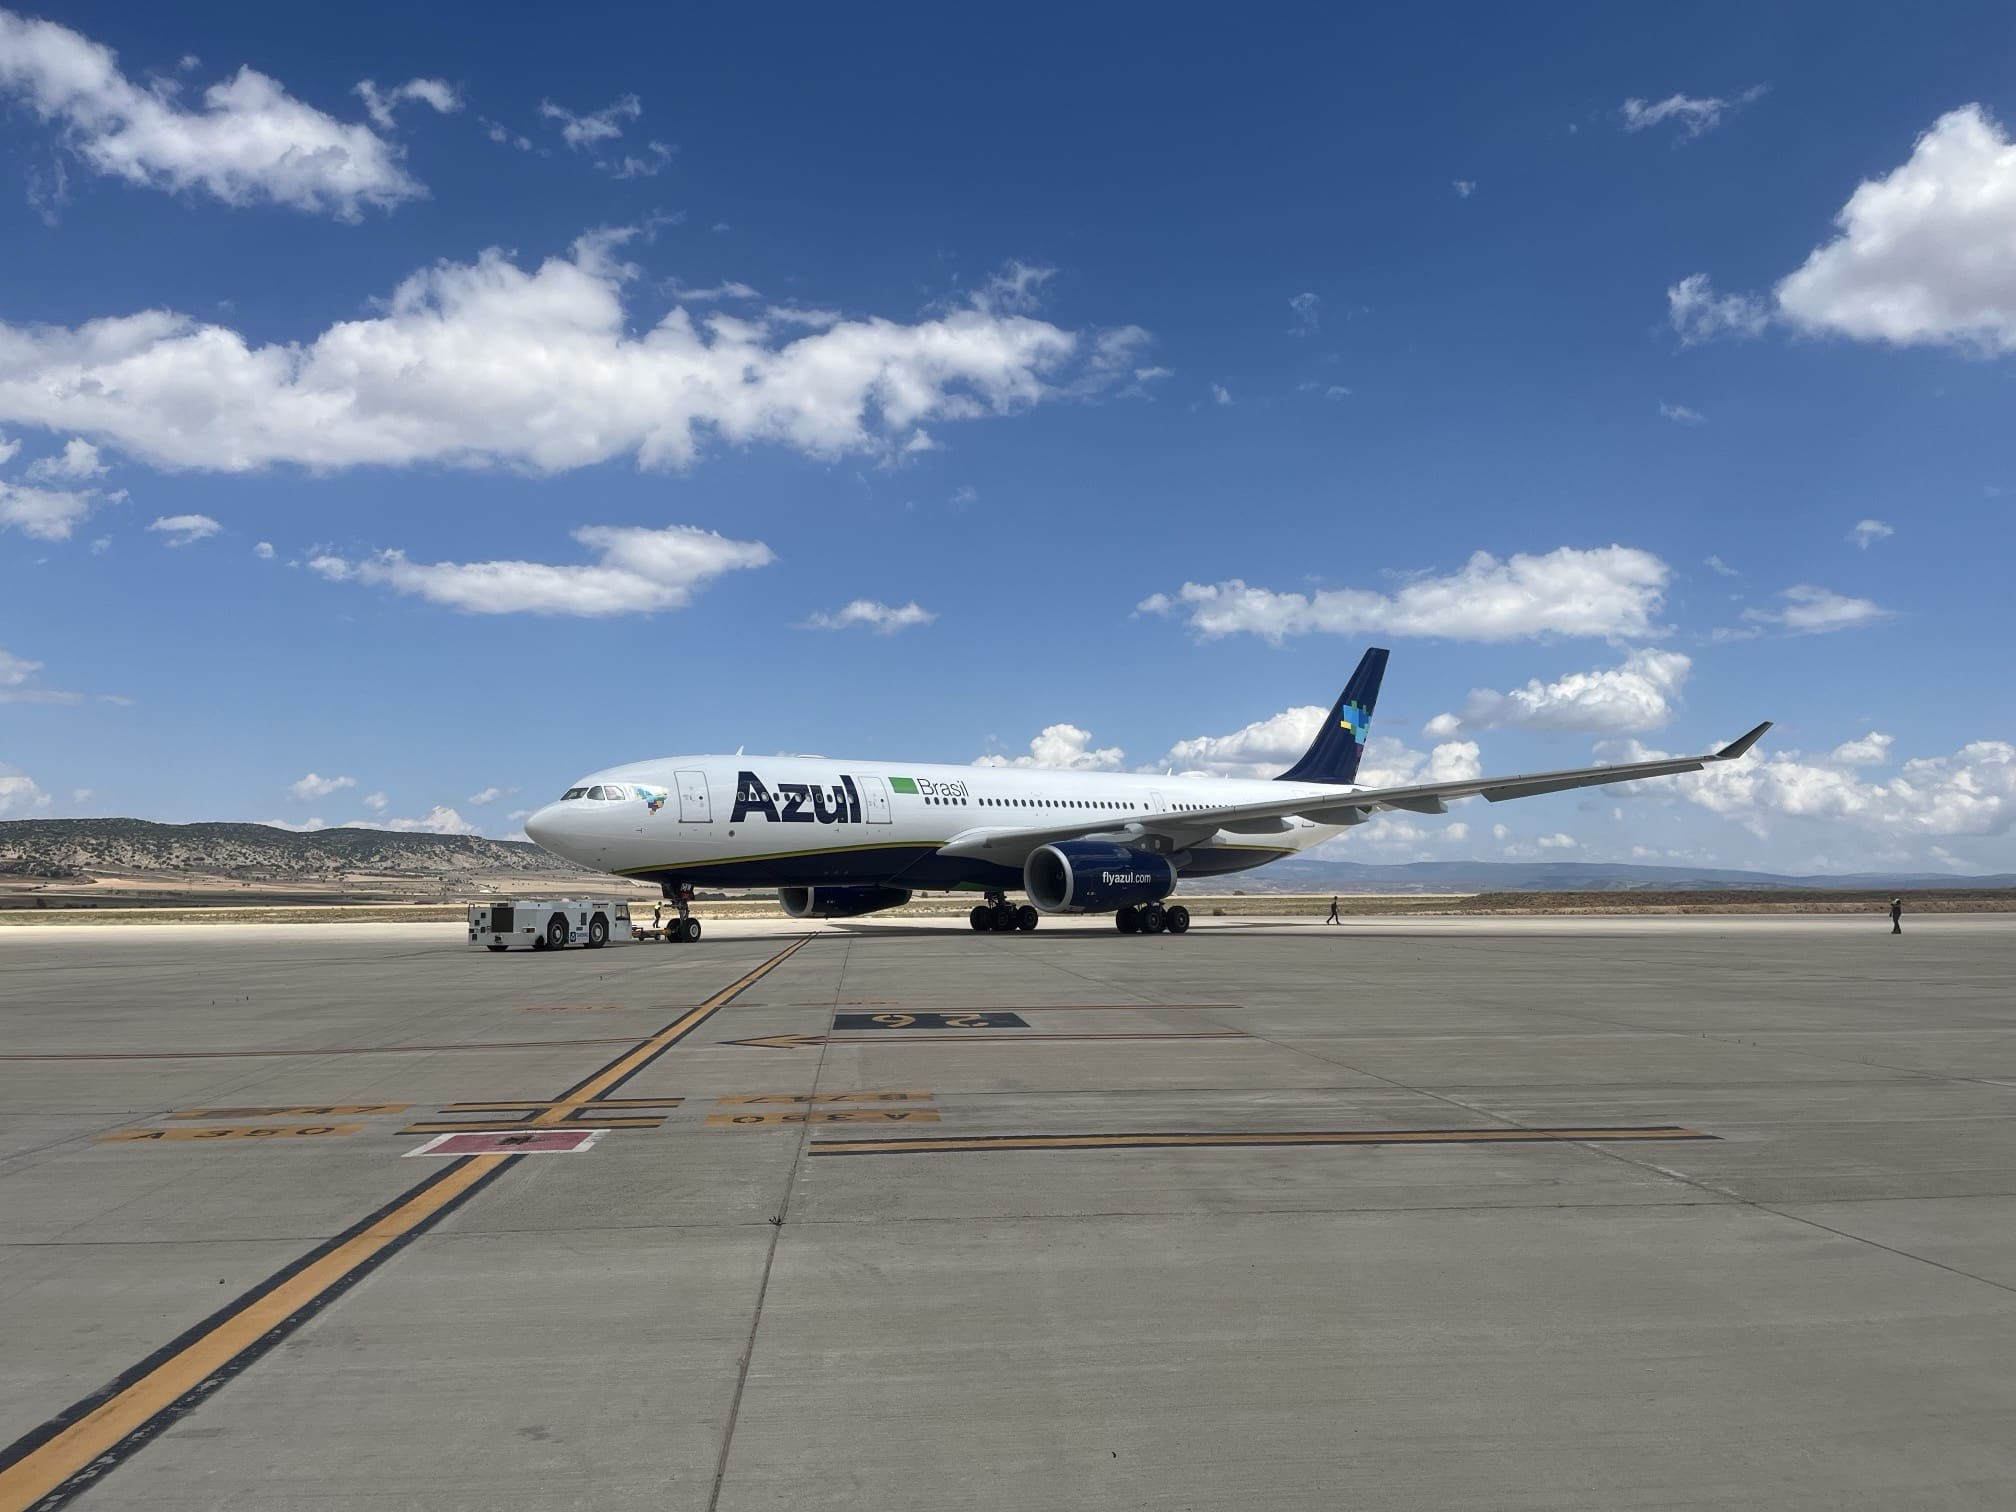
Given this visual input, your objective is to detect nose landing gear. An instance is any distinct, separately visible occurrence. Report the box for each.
[659,884,703,944]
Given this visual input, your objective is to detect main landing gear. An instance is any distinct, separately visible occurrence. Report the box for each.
[1115,903,1190,936]
[969,892,1039,933]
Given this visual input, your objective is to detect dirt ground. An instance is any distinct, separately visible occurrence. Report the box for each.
[3,889,2009,927]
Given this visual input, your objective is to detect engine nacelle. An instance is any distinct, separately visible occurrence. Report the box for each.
[1023,842,1176,914]
[778,885,913,919]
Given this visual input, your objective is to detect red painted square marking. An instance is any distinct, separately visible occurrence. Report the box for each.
[404,1129,606,1157]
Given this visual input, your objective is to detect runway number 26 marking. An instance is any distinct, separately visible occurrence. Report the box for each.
[99,1123,366,1143]
[705,1109,942,1128]
[833,1012,1027,1031]
[168,1104,410,1119]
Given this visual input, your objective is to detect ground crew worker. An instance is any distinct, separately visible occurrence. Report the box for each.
[652,902,664,931]
[1326,895,1341,925]
[1890,897,1903,935]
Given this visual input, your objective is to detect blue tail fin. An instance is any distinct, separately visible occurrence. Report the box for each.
[1275,648,1388,785]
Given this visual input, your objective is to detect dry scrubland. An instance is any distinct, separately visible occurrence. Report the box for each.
[4,889,2012,927]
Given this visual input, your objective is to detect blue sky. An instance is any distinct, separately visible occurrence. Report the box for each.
[2,2,2013,874]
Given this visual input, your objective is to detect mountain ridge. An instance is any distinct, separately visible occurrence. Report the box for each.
[2,819,2007,893]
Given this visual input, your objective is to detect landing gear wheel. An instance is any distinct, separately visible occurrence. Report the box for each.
[662,925,680,944]
[546,914,569,950]
[1115,906,1140,934]
[683,918,702,943]
[1165,904,1191,935]
[1139,904,1168,935]
[970,905,992,932]
[991,906,1019,932]
[1016,905,1039,932]
[587,915,609,949]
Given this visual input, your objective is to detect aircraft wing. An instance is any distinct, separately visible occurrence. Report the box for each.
[936,721,1772,866]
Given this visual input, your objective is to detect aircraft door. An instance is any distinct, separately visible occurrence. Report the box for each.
[1149,789,1169,814]
[857,775,892,824]
[676,770,712,822]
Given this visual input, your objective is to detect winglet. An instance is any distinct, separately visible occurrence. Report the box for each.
[1713,721,1772,761]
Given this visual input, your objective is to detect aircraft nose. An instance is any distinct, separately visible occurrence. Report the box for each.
[523,804,561,851]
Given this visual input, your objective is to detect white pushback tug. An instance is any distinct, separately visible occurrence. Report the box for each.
[468,898,635,952]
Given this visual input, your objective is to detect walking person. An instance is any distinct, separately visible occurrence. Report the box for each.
[1890,896,1903,935]
[1326,895,1341,925]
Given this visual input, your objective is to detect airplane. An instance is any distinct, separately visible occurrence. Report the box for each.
[522,648,1770,941]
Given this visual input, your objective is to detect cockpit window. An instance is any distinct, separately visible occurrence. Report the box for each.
[604,785,628,800]
[561,787,588,801]
[585,786,606,801]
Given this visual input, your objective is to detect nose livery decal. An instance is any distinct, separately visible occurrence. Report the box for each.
[636,786,668,814]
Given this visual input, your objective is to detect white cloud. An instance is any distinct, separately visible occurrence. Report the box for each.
[1741,584,1889,634]
[1849,519,1894,549]
[0,645,93,705]
[362,790,388,812]
[0,481,94,540]
[1452,180,1475,198]
[25,438,106,479]
[974,724,1125,772]
[1425,649,1691,737]
[670,280,760,303]
[1703,555,1739,578]
[1658,401,1705,424]
[0,11,422,218]
[540,93,640,147]
[264,816,328,833]
[253,540,274,559]
[1668,273,1769,344]
[1621,88,1764,140]
[1832,732,1894,766]
[1142,545,1669,644]
[1325,384,1351,399]
[1211,383,1233,406]
[289,771,355,800]
[1776,106,2016,352]
[353,77,459,131]
[1287,292,1320,336]
[1156,706,1480,791]
[147,513,220,546]
[1619,736,2016,840]
[801,599,935,634]
[607,141,674,179]
[972,262,1055,315]
[467,786,502,805]
[0,434,17,463]
[0,234,1109,473]
[1160,706,1327,779]
[373,805,479,835]
[1356,737,1483,787]
[310,521,772,617]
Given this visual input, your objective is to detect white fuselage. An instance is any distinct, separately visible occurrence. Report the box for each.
[521,754,1359,893]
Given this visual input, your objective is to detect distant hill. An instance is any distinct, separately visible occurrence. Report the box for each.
[0,818,586,880]
[3,819,2008,897]
[1222,857,2016,894]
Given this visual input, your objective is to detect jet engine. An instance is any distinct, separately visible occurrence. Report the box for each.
[1023,841,1176,914]
[778,885,913,919]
